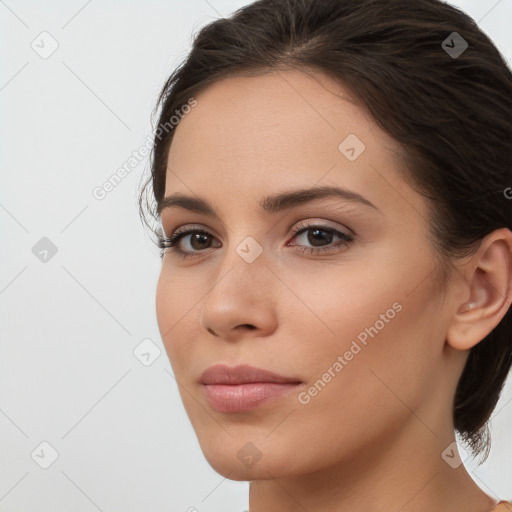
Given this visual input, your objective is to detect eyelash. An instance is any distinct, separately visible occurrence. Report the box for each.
[157,221,355,260]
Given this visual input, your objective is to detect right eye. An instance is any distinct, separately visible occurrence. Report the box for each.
[158,228,220,259]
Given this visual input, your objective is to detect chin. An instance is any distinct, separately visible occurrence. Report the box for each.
[199,435,309,481]
[202,451,264,480]
[196,436,279,478]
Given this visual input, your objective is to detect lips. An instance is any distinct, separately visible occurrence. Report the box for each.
[199,364,302,385]
[199,364,303,413]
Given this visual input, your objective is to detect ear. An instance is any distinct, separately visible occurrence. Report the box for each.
[446,228,512,351]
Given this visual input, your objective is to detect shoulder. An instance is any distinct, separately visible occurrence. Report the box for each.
[493,501,512,512]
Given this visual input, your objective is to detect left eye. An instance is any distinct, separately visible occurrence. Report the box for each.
[289,224,354,251]
[158,222,355,259]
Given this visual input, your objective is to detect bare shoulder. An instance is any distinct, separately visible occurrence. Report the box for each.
[493,501,512,512]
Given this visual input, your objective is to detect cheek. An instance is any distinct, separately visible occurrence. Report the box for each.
[276,258,403,350]
[280,307,428,471]
[155,265,195,332]
[155,272,171,341]
[155,270,192,367]
[289,256,439,418]
[155,284,174,372]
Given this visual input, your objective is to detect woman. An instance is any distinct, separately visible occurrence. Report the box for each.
[139,0,512,510]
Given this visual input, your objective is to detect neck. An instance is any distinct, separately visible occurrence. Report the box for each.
[247,412,497,512]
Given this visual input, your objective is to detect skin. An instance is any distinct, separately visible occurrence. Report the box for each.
[155,68,512,512]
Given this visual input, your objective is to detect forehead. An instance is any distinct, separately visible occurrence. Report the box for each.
[168,68,379,164]
[164,69,428,222]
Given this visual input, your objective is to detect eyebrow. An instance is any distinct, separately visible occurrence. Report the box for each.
[157,185,380,219]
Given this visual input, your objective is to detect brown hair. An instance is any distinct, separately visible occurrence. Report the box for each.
[139,0,512,462]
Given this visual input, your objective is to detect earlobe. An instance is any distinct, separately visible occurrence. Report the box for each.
[446,229,512,352]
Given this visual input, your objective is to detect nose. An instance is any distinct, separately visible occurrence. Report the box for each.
[206,324,256,336]
[199,248,278,342]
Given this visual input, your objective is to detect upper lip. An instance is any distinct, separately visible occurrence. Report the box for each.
[200,364,302,385]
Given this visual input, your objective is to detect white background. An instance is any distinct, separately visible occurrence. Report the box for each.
[1,1,511,510]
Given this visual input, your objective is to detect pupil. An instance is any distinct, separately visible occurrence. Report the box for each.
[308,229,332,247]
[192,233,210,249]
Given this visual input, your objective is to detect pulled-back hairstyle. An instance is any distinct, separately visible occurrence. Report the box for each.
[139,0,512,462]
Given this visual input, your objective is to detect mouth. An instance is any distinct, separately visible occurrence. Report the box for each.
[199,364,303,413]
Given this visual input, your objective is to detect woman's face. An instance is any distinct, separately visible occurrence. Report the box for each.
[155,69,463,479]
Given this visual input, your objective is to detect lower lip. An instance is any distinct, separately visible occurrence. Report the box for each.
[203,382,301,413]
